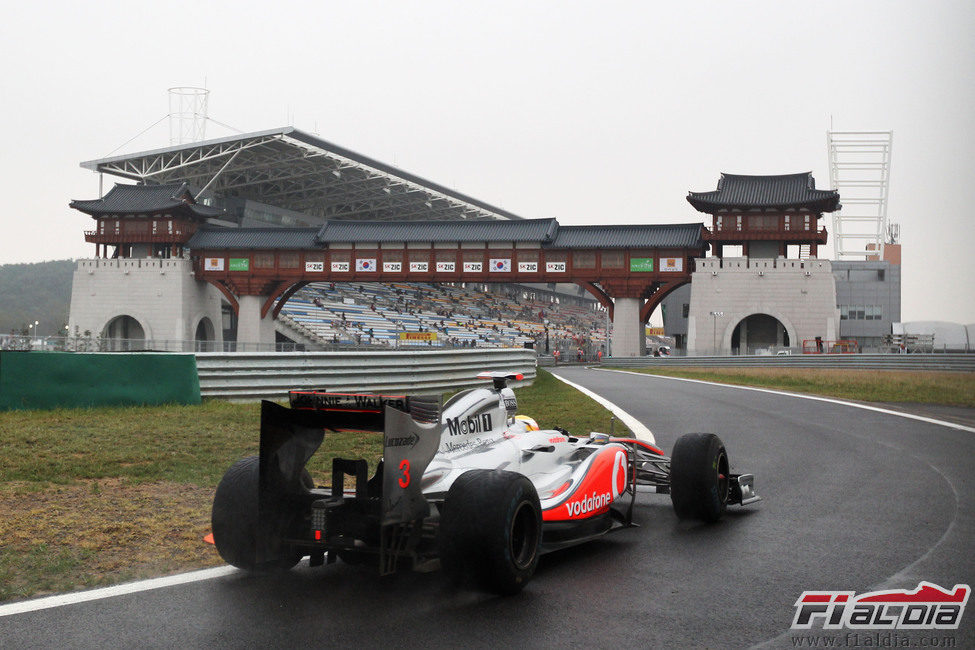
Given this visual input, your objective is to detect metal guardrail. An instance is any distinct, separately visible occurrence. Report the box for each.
[195,348,538,401]
[602,353,975,372]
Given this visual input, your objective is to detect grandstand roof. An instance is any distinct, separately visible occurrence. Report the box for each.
[548,223,705,249]
[687,172,840,213]
[80,127,523,222]
[315,218,559,244]
[70,182,224,219]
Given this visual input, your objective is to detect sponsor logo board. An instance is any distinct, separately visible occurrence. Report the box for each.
[546,261,567,272]
[436,261,456,272]
[463,262,483,272]
[409,261,429,272]
[518,262,538,272]
[630,257,654,272]
[305,261,324,272]
[660,257,683,272]
[331,261,350,272]
[383,261,402,272]
[399,332,437,341]
[229,258,249,272]
[204,257,224,271]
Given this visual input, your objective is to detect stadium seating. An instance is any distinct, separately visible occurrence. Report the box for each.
[278,282,609,357]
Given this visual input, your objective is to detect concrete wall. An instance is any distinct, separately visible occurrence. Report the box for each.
[68,258,224,345]
[687,257,839,355]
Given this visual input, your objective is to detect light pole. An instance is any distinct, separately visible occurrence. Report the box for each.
[710,311,723,355]
[28,320,39,338]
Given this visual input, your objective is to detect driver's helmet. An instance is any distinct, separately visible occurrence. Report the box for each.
[514,415,540,431]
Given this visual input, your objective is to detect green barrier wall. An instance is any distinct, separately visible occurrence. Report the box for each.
[0,351,201,411]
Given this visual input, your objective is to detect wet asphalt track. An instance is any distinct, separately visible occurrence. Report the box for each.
[2,366,973,648]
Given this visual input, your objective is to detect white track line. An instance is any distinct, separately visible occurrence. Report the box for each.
[549,371,656,443]
[0,565,238,618]
[595,368,975,433]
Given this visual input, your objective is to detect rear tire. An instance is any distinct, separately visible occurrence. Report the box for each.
[670,433,730,523]
[211,456,305,571]
[440,469,542,595]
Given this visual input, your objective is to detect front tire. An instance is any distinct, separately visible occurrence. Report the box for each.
[670,433,730,523]
[211,456,305,571]
[440,469,542,595]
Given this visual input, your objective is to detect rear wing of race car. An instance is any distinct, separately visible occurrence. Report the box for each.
[263,390,442,529]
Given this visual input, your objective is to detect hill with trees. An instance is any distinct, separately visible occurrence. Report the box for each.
[0,260,74,336]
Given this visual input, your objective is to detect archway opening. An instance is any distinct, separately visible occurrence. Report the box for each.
[731,313,789,355]
[195,317,216,352]
[101,315,146,351]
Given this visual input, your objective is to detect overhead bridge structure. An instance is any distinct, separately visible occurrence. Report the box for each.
[189,219,706,357]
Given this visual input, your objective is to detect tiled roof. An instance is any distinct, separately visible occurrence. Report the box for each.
[187,227,319,250]
[687,172,840,213]
[546,224,706,249]
[314,218,559,244]
[70,183,225,218]
[187,219,708,251]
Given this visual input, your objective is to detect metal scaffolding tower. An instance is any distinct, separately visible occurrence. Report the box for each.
[826,130,893,259]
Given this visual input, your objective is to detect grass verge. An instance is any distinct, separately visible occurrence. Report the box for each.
[0,369,625,603]
[606,367,975,408]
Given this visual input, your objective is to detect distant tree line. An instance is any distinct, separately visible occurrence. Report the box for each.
[0,260,74,336]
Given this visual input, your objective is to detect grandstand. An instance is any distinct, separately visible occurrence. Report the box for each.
[278,281,609,358]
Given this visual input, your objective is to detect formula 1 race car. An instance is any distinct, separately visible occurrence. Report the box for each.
[211,371,760,594]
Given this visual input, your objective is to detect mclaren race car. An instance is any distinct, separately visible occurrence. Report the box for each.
[211,371,760,594]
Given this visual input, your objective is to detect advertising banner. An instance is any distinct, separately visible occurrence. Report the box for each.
[629,257,654,272]
[399,332,437,341]
[660,257,683,272]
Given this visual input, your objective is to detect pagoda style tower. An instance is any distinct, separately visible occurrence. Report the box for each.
[68,183,227,349]
[683,172,842,355]
[688,172,839,260]
[71,182,223,260]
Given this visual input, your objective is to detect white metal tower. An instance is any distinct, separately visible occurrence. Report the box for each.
[168,87,209,145]
[826,130,893,259]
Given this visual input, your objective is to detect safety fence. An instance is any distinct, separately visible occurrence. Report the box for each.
[195,348,538,401]
[601,353,975,372]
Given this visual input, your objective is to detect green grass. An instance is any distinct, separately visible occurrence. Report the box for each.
[0,369,626,602]
[610,367,975,408]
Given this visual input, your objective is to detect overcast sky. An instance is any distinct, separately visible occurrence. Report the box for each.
[2,1,973,323]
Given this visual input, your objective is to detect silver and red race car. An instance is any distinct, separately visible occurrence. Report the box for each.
[211,371,759,594]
